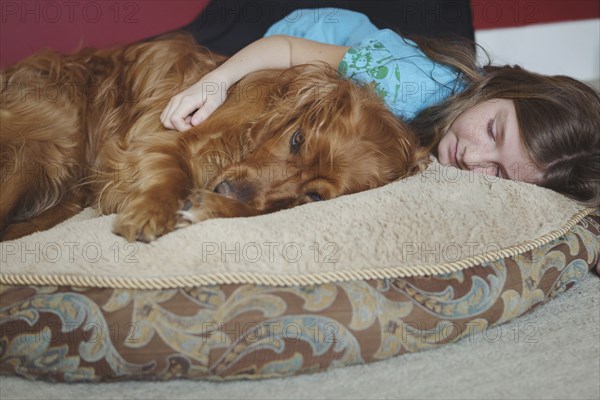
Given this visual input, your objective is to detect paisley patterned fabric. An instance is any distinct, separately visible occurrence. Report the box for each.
[1,210,598,382]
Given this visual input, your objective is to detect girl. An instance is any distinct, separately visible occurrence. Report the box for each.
[161,8,600,209]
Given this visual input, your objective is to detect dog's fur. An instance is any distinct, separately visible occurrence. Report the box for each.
[0,33,426,242]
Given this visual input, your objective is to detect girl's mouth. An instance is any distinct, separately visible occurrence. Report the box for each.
[452,141,458,167]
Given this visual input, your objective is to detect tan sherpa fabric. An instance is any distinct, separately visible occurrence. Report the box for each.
[0,158,592,288]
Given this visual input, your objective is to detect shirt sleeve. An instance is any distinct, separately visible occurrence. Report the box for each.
[338,29,465,120]
[263,8,379,46]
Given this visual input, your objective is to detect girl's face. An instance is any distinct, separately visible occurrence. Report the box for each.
[437,98,543,183]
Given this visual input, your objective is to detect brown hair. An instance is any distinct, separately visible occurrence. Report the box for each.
[407,35,600,208]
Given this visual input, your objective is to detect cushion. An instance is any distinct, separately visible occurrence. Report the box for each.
[1,158,598,382]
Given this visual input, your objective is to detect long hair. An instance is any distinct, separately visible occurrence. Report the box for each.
[408,35,600,208]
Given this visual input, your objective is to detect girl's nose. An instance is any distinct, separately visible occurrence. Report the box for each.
[462,146,496,174]
[462,146,484,166]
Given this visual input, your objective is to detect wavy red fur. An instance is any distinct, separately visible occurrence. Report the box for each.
[0,33,427,242]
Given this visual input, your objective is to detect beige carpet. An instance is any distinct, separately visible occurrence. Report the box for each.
[1,273,598,400]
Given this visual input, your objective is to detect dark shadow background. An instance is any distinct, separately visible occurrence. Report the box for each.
[182,0,474,55]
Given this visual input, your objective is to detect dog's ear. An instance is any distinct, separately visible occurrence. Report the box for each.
[272,63,358,128]
[280,63,344,103]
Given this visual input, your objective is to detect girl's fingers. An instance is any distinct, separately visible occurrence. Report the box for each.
[191,97,224,126]
[191,109,207,126]
[170,98,205,132]
[160,99,174,128]
[161,80,226,131]
[161,97,181,130]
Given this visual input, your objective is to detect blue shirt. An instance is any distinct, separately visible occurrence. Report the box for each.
[264,8,465,120]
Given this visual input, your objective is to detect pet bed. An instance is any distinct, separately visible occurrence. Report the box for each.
[0,159,598,382]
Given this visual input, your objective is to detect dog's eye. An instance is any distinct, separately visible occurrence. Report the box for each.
[290,129,304,154]
[307,192,323,202]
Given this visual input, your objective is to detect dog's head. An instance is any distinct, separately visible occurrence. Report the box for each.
[192,65,426,213]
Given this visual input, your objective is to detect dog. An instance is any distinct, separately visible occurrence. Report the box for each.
[0,33,426,242]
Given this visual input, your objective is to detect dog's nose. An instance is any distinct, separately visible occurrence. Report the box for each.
[214,180,233,197]
[214,179,254,203]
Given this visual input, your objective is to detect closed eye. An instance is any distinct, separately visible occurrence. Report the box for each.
[487,118,496,141]
[487,119,501,177]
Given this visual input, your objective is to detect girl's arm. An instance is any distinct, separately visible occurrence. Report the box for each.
[161,35,350,131]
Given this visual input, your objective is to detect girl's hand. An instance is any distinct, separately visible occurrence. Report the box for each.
[160,36,347,132]
[161,72,229,132]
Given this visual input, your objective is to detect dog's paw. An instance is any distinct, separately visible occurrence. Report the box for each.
[175,189,262,230]
[175,190,216,229]
[113,205,179,243]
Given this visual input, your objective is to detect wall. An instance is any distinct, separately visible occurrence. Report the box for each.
[1,0,599,83]
[472,0,600,82]
[0,0,209,68]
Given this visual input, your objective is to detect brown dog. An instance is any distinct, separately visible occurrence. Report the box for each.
[0,33,426,242]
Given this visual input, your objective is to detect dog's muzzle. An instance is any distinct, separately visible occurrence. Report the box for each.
[213,180,254,204]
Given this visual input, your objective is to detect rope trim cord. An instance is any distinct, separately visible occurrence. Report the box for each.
[1,208,597,289]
